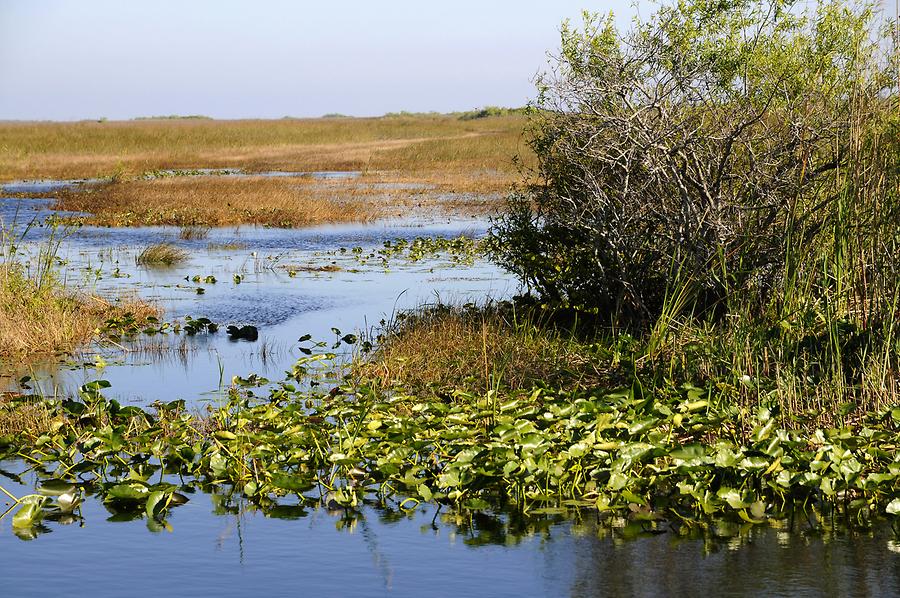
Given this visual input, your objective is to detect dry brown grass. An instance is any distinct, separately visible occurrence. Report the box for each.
[53,169,514,227]
[55,176,377,227]
[0,115,532,181]
[0,267,159,363]
[2,115,532,226]
[359,305,603,394]
[0,396,55,437]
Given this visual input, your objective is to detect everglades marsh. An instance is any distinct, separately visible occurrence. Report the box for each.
[2,0,900,596]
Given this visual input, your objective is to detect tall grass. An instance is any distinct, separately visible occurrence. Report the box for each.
[0,115,531,181]
[136,243,188,267]
[0,221,158,362]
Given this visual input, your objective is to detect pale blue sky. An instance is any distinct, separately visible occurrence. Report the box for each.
[0,0,643,120]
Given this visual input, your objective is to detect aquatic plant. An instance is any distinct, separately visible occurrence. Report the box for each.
[1,370,898,539]
[135,243,188,267]
[326,235,489,269]
[179,226,210,240]
[0,223,158,362]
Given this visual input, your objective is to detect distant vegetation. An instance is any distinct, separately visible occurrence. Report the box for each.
[382,106,527,120]
[0,113,530,182]
[457,106,528,120]
[132,115,213,120]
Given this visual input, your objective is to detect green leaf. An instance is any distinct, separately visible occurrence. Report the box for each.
[145,491,170,520]
[12,499,46,529]
[107,483,149,501]
[270,474,315,493]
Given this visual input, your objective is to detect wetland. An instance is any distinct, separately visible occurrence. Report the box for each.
[3,2,900,595]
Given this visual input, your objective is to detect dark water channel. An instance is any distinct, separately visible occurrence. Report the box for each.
[1,185,899,596]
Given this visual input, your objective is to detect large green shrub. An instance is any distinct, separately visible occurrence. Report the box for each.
[494,0,899,321]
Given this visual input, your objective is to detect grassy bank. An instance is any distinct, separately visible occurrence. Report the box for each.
[0,255,158,364]
[364,300,899,432]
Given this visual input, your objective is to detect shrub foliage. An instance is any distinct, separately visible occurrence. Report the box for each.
[494,0,900,321]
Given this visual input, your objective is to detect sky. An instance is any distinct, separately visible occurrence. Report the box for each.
[0,0,644,121]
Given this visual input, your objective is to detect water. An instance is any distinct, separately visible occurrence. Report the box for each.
[1,461,898,597]
[1,196,508,404]
[2,186,899,597]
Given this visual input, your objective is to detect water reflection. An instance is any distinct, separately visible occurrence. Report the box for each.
[2,458,898,597]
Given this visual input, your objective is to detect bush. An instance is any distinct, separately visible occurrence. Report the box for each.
[493,0,899,322]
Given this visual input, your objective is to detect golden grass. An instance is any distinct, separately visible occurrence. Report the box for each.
[56,176,377,227]
[359,305,603,394]
[0,115,532,181]
[136,243,189,267]
[2,115,532,226]
[0,396,55,437]
[0,267,159,363]
[179,226,210,240]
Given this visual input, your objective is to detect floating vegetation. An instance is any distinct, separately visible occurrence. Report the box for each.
[208,242,248,251]
[187,274,217,284]
[140,168,237,180]
[136,243,188,267]
[323,235,488,269]
[284,264,342,276]
[181,316,218,335]
[1,359,899,540]
[101,314,169,339]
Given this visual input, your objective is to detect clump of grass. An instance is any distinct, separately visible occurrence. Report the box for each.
[0,396,55,436]
[207,241,248,251]
[0,265,159,362]
[359,303,603,394]
[179,226,209,240]
[136,243,188,267]
[58,176,378,227]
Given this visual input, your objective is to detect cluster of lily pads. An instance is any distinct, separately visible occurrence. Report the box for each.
[323,235,488,269]
[2,357,899,539]
[138,168,237,180]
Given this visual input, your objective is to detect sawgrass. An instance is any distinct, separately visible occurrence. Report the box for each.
[0,115,531,181]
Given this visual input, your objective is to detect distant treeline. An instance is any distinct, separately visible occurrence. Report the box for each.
[317,106,528,120]
[132,115,213,121]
